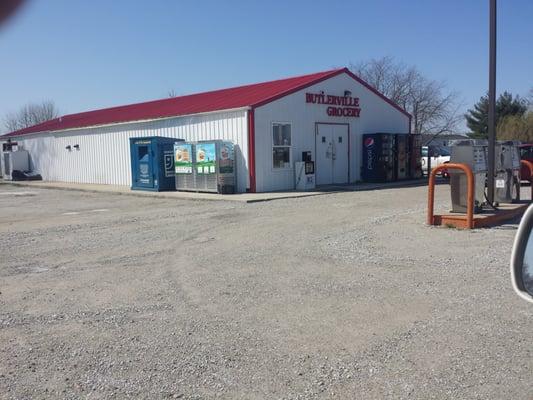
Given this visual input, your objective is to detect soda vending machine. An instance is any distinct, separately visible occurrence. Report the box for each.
[408,134,423,179]
[395,134,409,180]
[361,133,396,182]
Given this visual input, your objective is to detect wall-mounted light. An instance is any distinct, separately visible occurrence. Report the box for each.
[65,145,72,151]
[73,144,80,150]
[344,90,352,97]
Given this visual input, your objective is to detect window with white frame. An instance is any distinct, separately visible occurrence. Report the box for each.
[272,123,291,169]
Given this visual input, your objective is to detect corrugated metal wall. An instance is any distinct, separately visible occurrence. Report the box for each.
[14,110,249,192]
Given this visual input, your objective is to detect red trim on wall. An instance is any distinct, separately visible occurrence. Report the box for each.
[247,108,256,193]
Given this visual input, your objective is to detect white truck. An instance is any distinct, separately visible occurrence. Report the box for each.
[421,145,450,177]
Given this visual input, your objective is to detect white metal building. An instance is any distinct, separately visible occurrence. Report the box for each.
[1,68,411,192]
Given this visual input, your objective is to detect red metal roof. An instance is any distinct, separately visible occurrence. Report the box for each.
[4,67,410,137]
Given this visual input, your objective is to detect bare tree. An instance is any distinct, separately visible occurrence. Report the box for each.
[4,100,60,132]
[349,57,462,134]
[168,89,178,98]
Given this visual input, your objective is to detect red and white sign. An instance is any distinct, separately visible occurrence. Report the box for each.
[306,92,361,117]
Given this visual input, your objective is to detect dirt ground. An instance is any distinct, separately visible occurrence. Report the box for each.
[0,183,531,399]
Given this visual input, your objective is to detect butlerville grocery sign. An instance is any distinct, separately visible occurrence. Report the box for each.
[305,92,361,117]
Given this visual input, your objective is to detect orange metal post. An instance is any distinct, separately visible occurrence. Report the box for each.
[427,163,475,229]
[520,159,533,200]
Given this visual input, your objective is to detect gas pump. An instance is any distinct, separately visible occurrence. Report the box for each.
[449,139,488,213]
[494,141,521,203]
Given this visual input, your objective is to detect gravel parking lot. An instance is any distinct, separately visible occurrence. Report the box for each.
[0,183,531,399]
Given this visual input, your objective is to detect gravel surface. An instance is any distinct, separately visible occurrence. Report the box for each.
[0,184,531,399]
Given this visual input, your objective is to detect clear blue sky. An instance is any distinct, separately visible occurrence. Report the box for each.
[0,0,531,133]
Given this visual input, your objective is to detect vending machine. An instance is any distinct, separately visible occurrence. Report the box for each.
[194,141,235,194]
[175,140,236,194]
[361,133,396,182]
[395,134,409,180]
[174,142,196,191]
[408,134,423,179]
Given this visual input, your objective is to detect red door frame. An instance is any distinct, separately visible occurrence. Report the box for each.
[314,122,351,184]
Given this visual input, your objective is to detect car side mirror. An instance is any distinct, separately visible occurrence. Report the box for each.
[510,204,533,303]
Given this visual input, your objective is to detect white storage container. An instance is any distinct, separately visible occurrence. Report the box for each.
[2,150,29,180]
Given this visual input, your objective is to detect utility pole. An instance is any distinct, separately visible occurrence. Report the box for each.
[487,0,497,204]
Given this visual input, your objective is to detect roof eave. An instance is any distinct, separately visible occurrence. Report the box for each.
[250,68,346,109]
[4,106,252,138]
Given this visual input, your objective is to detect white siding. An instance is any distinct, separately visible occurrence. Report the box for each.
[253,72,409,192]
[12,110,249,192]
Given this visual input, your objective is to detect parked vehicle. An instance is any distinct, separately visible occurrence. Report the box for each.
[519,143,533,181]
[421,145,450,177]
[510,204,533,303]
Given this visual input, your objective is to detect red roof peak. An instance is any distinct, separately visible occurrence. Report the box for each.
[3,67,410,138]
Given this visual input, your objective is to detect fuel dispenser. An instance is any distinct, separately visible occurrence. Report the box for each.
[295,151,315,190]
[494,141,521,203]
[449,139,487,213]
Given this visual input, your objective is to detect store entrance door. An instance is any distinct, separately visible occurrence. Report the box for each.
[315,124,349,185]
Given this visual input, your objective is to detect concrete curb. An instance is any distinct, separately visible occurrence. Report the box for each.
[0,181,237,203]
[0,178,431,204]
[0,181,331,203]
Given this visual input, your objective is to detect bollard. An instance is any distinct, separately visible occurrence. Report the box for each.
[427,163,474,229]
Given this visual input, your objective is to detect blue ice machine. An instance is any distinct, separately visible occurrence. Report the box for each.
[130,136,183,191]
